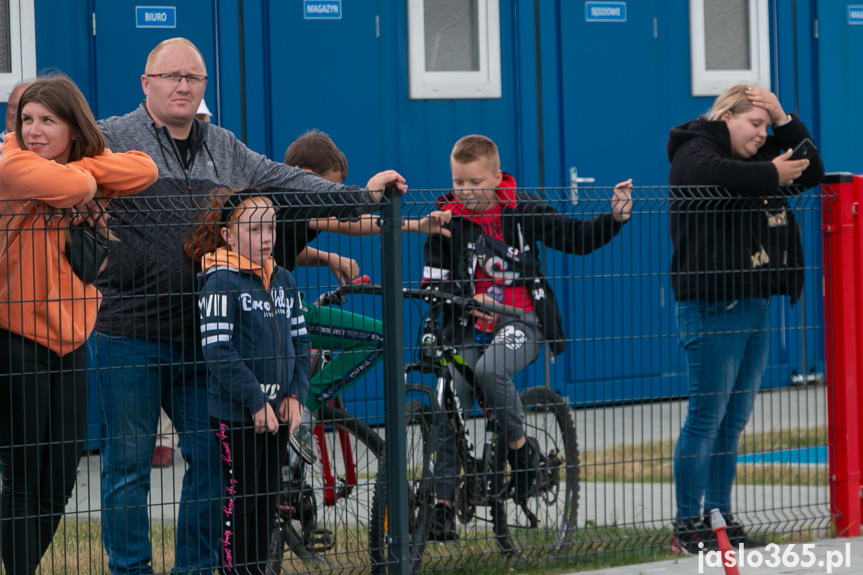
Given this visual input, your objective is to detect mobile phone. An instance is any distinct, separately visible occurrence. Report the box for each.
[788,138,817,161]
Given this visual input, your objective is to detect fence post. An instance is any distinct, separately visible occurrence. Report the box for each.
[822,173,862,536]
[379,187,410,574]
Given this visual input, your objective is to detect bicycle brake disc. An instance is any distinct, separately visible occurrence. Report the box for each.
[536,450,563,504]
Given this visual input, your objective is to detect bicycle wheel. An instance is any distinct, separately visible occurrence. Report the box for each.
[369,400,436,575]
[492,386,579,559]
[267,404,384,573]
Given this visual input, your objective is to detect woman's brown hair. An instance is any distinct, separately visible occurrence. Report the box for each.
[15,74,105,163]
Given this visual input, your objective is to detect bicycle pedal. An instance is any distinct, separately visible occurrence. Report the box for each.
[506,479,543,503]
[306,529,335,552]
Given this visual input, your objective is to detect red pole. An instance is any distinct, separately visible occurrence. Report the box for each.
[709,509,741,575]
[822,174,862,536]
[854,174,863,529]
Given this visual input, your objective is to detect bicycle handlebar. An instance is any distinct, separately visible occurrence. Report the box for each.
[334,283,525,321]
[312,275,371,308]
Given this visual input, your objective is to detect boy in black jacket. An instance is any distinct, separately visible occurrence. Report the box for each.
[422,134,632,540]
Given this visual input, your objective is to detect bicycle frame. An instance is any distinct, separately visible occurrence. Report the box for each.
[270,277,387,568]
[313,394,358,507]
[406,315,508,511]
[299,275,372,508]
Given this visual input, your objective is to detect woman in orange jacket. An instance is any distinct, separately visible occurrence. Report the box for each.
[0,74,157,574]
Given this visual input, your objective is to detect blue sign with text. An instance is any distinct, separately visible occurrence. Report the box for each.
[136,6,176,28]
[585,2,626,23]
[850,5,863,24]
[304,0,342,20]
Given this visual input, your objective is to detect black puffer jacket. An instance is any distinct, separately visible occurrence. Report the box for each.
[667,114,825,303]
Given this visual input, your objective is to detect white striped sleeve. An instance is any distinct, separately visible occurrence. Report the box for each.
[198,292,234,347]
[291,314,308,337]
[202,334,232,346]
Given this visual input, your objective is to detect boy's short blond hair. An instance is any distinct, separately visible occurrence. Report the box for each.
[451,134,501,173]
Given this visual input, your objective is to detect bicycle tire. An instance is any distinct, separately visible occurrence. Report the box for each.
[491,386,579,559]
[369,400,435,575]
[267,404,385,573]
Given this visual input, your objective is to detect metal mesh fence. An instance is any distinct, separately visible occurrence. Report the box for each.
[0,185,833,574]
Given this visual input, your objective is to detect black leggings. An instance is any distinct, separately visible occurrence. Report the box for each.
[213,417,289,575]
[0,330,88,575]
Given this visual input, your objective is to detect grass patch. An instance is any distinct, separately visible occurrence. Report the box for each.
[411,524,823,574]
[12,512,830,574]
[415,525,677,574]
[581,426,828,486]
[24,520,175,574]
[24,520,379,575]
[274,526,383,574]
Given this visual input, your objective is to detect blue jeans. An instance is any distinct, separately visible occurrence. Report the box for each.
[93,332,223,574]
[673,298,770,521]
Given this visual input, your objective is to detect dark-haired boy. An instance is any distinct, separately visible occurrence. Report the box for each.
[279,130,450,435]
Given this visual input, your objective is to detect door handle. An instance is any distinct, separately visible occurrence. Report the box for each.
[569,167,595,206]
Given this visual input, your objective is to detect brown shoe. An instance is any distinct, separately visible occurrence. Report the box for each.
[152,446,174,468]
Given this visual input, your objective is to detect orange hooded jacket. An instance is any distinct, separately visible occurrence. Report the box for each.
[0,135,158,355]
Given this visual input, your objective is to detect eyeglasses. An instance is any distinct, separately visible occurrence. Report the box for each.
[145,73,208,86]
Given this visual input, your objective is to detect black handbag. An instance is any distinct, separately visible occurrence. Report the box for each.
[65,221,109,284]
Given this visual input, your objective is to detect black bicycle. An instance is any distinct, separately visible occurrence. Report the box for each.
[341,284,579,573]
[267,279,385,572]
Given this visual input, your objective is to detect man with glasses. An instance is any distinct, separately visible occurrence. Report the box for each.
[92,37,405,575]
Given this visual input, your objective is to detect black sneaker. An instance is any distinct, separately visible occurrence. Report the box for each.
[428,503,458,542]
[507,437,539,501]
[705,514,767,548]
[671,519,718,555]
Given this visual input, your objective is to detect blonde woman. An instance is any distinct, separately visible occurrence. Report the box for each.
[666,85,824,554]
